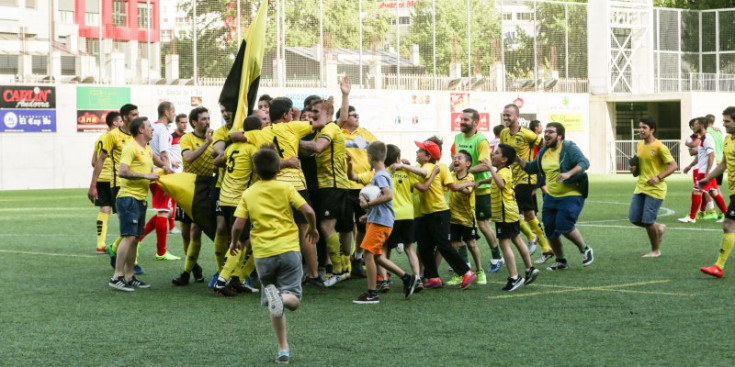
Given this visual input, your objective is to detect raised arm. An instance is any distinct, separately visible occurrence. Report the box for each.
[337,75,351,127]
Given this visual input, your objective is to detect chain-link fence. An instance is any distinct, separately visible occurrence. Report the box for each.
[14,0,733,94]
[654,7,735,92]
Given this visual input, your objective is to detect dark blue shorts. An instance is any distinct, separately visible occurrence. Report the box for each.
[541,195,584,240]
[628,193,663,225]
[116,196,147,237]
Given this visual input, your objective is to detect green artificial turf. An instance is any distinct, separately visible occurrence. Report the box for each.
[1,175,734,366]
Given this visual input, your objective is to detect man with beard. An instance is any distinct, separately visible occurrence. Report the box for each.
[515,122,594,270]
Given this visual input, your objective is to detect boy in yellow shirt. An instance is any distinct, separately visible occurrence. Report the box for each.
[481,144,539,291]
[229,146,319,364]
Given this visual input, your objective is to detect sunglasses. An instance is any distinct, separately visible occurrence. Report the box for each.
[348,113,359,118]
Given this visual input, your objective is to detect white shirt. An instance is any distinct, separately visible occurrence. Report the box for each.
[697,133,716,174]
[489,137,500,153]
[150,121,172,167]
[169,130,184,173]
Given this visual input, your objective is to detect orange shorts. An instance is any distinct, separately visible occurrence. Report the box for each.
[360,223,393,255]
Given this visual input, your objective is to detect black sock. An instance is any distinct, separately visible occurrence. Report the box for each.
[368,289,378,297]
[558,258,568,263]
[401,274,411,283]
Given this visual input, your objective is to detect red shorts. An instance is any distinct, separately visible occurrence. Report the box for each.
[692,169,698,188]
[696,172,718,192]
[150,182,174,212]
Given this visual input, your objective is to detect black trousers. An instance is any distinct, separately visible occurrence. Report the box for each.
[418,210,470,279]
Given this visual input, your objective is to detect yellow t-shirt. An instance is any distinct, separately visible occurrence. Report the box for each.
[219,142,258,207]
[315,122,350,189]
[234,180,307,258]
[180,132,215,176]
[243,121,313,191]
[449,172,475,226]
[94,132,113,183]
[101,127,132,187]
[542,146,582,197]
[490,167,520,223]
[723,135,735,195]
[634,139,675,200]
[343,126,378,190]
[213,124,231,188]
[500,127,542,186]
[420,162,453,215]
[117,141,154,201]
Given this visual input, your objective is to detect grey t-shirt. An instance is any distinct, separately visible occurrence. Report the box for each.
[367,169,395,227]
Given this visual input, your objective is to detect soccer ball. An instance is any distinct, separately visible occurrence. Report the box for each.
[359,185,382,202]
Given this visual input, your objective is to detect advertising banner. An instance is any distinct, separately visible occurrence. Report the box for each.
[76,87,130,132]
[156,88,204,118]
[0,86,56,109]
[0,109,56,132]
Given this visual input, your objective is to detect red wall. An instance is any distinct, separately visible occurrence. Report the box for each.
[77,0,160,42]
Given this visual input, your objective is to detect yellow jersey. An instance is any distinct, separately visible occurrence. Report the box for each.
[243,120,314,191]
[724,134,735,195]
[500,127,542,186]
[343,126,378,190]
[234,180,307,259]
[315,122,350,189]
[634,139,675,200]
[94,132,113,183]
[420,162,453,215]
[101,127,132,187]
[180,132,216,176]
[490,167,520,223]
[542,146,582,197]
[117,141,154,201]
[449,172,475,226]
[213,124,231,188]
[219,142,258,208]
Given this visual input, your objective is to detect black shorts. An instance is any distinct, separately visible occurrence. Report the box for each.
[717,172,724,185]
[495,221,520,240]
[221,205,251,241]
[726,195,735,221]
[475,194,491,221]
[94,182,115,209]
[316,188,348,229]
[175,205,192,223]
[514,184,537,212]
[292,190,313,225]
[342,189,367,233]
[450,223,479,242]
[213,187,223,216]
[386,219,415,247]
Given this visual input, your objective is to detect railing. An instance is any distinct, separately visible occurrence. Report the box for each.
[656,73,735,92]
[613,139,681,173]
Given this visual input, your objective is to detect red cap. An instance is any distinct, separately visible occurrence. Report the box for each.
[415,140,441,160]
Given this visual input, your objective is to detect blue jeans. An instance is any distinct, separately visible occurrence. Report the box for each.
[542,195,585,240]
[629,193,663,225]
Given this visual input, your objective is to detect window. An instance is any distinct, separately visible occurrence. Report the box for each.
[58,10,75,24]
[399,16,410,25]
[0,0,17,6]
[61,56,76,76]
[0,55,18,74]
[25,0,35,8]
[86,39,100,55]
[32,55,47,75]
[503,13,512,21]
[138,3,150,28]
[517,12,533,21]
[113,1,128,27]
[85,12,100,26]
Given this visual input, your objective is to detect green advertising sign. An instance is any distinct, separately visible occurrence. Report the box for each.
[76,87,130,110]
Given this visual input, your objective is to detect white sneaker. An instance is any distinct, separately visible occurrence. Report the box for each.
[168,227,182,234]
[527,241,538,256]
[677,216,696,223]
[264,285,283,317]
[534,251,554,264]
[323,274,339,288]
[717,217,725,223]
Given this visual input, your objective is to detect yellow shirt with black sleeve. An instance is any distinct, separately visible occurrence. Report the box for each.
[180,131,215,176]
[101,127,132,187]
[234,180,307,259]
[213,124,231,188]
[542,146,583,197]
[243,121,313,191]
[725,135,735,195]
[490,167,520,223]
[449,172,475,227]
[634,139,675,200]
[343,126,378,190]
[117,141,154,201]
[315,122,350,189]
[420,162,453,215]
[219,142,258,208]
[500,127,542,186]
[94,132,113,183]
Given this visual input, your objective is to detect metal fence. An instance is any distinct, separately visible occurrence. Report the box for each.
[612,140,681,173]
[654,7,735,92]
